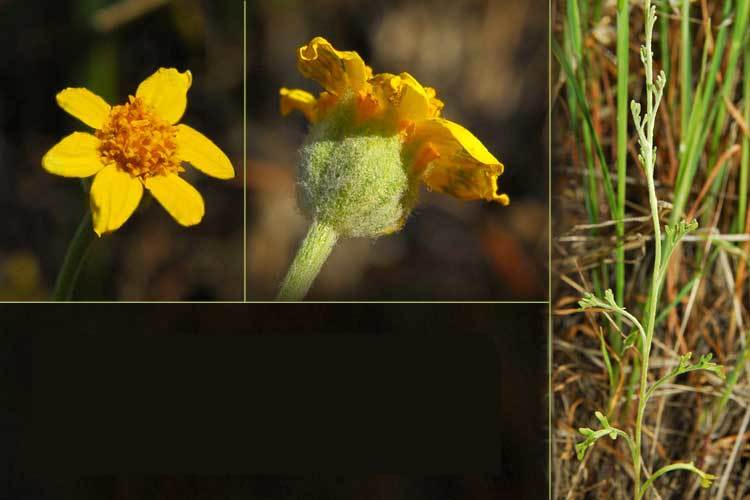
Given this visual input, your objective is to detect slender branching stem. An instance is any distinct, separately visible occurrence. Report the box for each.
[632,1,663,495]
[573,2,723,498]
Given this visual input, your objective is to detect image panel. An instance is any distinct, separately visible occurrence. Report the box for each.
[0,2,243,301]
[247,0,548,301]
[552,1,748,498]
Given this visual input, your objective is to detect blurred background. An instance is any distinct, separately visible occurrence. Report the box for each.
[0,0,243,301]
[247,0,548,300]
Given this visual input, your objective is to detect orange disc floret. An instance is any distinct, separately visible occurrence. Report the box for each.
[95,96,183,179]
[355,90,381,122]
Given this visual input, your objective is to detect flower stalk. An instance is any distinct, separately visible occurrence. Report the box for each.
[277,220,338,301]
[51,208,95,301]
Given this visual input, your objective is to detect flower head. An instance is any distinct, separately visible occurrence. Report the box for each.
[43,68,235,236]
[280,37,508,236]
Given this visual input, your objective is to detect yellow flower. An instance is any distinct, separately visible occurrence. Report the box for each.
[279,36,509,206]
[43,68,235,236]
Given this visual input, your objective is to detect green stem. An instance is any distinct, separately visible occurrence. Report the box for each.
[277,220,338,301]
[737,44,750,233]
[679,0,691,140]
[716,330,750,416]
[51,209,95,301]
[615,0,629,348]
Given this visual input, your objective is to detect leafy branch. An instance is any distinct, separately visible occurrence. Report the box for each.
[636,462,717,500]
[576,411,636,464]
[657,219,699,287]
[644,352,725,402]
[579,289,646,352]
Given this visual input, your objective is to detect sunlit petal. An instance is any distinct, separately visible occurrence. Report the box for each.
[297,37,371,95]
[144,174,205,226]
[42,132,106,178]
[175,124,234,180]
[412,118,508,204]
[56,88,111,129]
[90,164,144,236]
[280,87,319,123]
[135,68,192,124]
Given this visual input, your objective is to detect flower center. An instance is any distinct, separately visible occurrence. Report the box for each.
[96,96,183,179]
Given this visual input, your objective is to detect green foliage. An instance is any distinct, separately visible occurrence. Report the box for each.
[677,351,722,376]
[579,288,618,311]
[664,219,699,248]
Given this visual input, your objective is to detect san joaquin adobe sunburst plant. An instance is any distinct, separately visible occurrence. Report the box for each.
[555,0,749,498]
[277,37,509,300]
[43,68,234,300]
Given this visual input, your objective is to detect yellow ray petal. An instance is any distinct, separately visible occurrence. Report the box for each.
[175,124,234,180]
[144,174,204,226]
[412,118,508,204]
[135,68,192,124]
[369,72,437,123]
[89,164,144,236]
[279,87,318,122]
[297,37,371,95]
[42,132,106,178]
[424,87,444,117]
[56,88,111,129]
[369,72,399,98]
[395,73,430,121]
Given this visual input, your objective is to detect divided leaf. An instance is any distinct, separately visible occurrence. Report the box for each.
[575,411,629,461]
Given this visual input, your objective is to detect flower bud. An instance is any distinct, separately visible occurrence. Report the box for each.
[296,99,419,238]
